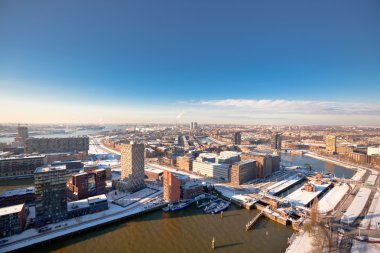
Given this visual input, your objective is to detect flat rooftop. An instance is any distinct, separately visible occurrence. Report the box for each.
[1,187,35,197]
[35,165,67,173]
[88,194,108,204]
[234,159,256,165]
[0,155,46,161]
[0,203,24,216]
[144,167,164,174]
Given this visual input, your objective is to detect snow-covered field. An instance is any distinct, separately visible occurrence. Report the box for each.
[319,183,349,214]
[341,188,371,225]
[285,230,316,253]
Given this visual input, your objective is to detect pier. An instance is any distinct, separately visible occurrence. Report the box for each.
[246,211,264,231]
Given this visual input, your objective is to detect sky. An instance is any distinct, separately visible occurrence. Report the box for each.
[0,0,380,125]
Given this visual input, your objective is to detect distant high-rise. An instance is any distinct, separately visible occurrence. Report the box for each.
[272,134,282,150]
[15,124,28,144]
[121,143,146,192]
[34,165,68,226]
[233,132,241,145]
[190,122,198,130]
[326,135,337,153]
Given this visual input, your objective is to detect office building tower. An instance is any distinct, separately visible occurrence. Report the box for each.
[15,124,28,143]
[233,132,241,145]
[121,143,146,192]
[163,171,181,203]
[326,135,337,153]
[272,133,282,150]
[34,165,68,226]
[231,160,257,185]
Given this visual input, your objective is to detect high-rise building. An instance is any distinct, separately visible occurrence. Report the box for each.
[190,122,198,130]
[15,124,28,144]
[231,160,257,185]
[121,143,146,192]
[163,171,181,203]
[326,135,337,153]
[233,132,241,145]
[272,133,282,150]
[34,165,68,226]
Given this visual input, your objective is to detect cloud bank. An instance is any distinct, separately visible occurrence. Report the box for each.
[199,99,380,115]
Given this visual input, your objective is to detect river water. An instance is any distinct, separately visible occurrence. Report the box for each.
[0,154,355,253]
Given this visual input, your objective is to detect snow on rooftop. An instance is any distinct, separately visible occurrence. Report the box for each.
[1,187,35,197]
[35,165,66,173]
[365,174,378,186]
[341,187,371,225]
[319,183,349,214]
[285,181,331,207]
[144,167,164,174]
[88,194,107,203]
[360,191,380,230]
[0,204,24,216]
[351,169,366,181]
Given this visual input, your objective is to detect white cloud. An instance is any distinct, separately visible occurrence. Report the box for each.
[199,99,380,115]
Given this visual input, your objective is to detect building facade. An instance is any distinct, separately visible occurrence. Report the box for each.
[120,143,146,192]
[233,132,241,145]
[25,136,89,154]
[231,159,257,185]
[0,155,46,179]
[240,153,280,178]
[176,156,193,171]
[163,170,181,203]
[0,187,35,208]
[272,134,282,150]
[0,204,26,238]
[192,160,230,182]
[67,169,106,201]
[326,135,337,154]
[34,166,68,226]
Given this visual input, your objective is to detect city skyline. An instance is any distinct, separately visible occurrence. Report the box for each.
[1,0,380,125]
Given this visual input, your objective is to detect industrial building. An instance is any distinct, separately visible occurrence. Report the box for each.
[231,159,257,185]
[34,165,68,226]
[25,136,89,154]
[240,153,280,178]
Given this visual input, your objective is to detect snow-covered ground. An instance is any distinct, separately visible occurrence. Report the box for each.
[285,182,331,207]
[319,183,349,214]
[351,237,380,253]
[341,188,371,225]
[360,191,380,230]
[0,188,163,252]
[285,230,317,253]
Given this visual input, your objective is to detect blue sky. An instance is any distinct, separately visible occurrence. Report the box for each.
[0,0,380,125]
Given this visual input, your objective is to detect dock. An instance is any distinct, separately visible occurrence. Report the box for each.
[246,211,264,231]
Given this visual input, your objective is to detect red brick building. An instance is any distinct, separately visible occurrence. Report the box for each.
[163,171,181,203]
[67,169,106,200]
